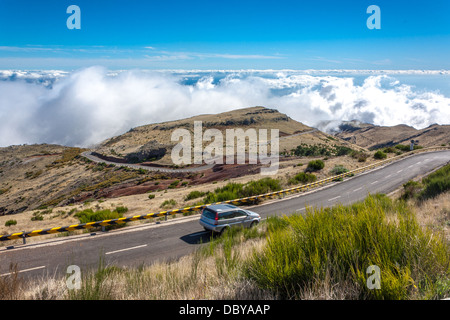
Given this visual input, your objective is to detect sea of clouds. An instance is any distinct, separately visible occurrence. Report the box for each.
[0,67,449,148]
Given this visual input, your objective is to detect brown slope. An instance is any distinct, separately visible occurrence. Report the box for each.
[95,106,357,165]
[335,122,450,149]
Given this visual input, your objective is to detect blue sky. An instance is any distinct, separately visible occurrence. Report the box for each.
[0,0,449,70]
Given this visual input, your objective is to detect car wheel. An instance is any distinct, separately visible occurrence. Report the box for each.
[219,226,229,235]
[250,221,258,228]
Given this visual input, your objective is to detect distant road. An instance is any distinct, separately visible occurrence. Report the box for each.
[2,150,449,281]
[81,151,215,173]
[81,129,320,173]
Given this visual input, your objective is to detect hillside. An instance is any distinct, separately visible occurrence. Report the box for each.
[95,106,357,165]
[1,106,368,238]
[322,120,450,150]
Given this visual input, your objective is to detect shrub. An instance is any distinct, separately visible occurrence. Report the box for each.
[148,194,156,200]
[114,206,128,214]
[305,160,325,172]
[288,172,317,185]
[293,143,354,157]
[245,194,450,299]
[203,178,282,204]
[383,146,397,153]
[5,220,17,227]
[401,180,422,200]
[75,208,126,224]
[374,150,387,160]
[400,164,450,201]
[419,163,450,200]
[395,144,411,152]
[351,151,369,162]
[168,180,180,189]
[160,199,177,209]
[334,145,353,156]
[330,165,353,181]
[184,190,207,201]
[31,212,44,221]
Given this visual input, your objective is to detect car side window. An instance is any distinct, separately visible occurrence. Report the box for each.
[219,211,235,220]
[234,210,247,218]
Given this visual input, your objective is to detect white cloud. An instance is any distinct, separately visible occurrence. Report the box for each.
[0,68,449,147]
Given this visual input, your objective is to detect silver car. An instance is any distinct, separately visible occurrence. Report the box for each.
[199,204,261,234]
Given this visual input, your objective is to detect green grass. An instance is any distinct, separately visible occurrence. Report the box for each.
[4,220,17,227]
[374,150,387,159]
[305,160,325,172]
[292,144,353,157]
[288,172,317,185]
[401,164,450,201]
[419,164,450,200]
[160,199,177,209]
[350,150,369,162]
[184,190,207,201]
[74,207,126,225]
[244,194,450,299]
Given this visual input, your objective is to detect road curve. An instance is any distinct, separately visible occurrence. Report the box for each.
[1,150,449,281]
[81,129,320,173]
[81,151,215,173]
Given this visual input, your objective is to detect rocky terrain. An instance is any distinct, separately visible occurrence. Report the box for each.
[321,120,450,150]
[95,106,356,164]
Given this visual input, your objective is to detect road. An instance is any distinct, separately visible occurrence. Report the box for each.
[81,151,215,173]
[1,150,449,281]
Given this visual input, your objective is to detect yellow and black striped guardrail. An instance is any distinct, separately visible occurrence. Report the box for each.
[1,146,448,243]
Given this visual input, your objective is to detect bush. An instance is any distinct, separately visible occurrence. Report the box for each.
[400,164,450,201]
[115,206,128,214]
[334,146,353,156]
[184,190,207,201]
[5,220,17,227]
[374,150,387,160]
[203,178,282,204]
[288,172,317,185]
[160,199,177,209]
[401,180,422,200]
[245,194,450,299]
[148,194,156,200]
[419,163,450,200]
[351,151,369,162]
[75,208,125,224]
[31,212,44,221]
[168,180,180,189]
[383,146,397,153]
[395,144,411,152]
[293,143,354,157]
[305,160,325,172]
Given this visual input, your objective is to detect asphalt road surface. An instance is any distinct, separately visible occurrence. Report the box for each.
[1,150,449,281]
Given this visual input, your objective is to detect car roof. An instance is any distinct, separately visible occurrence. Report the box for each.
[206,204,238,213]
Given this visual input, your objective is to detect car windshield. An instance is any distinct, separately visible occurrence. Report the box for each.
[202,208,217,220]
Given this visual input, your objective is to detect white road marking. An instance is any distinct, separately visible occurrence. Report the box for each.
[295,208,306,212]
[105,244,147,255]
[385,174,392,179]
[328,196,341,201]
[0,265,45,277]
[371,180,378,185]
[397,169,403,173]
[353,187,362,192]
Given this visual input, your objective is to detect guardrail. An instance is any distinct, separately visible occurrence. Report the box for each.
[1,146,449,243]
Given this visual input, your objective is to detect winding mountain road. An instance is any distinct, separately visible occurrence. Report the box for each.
[1,150,449,281]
